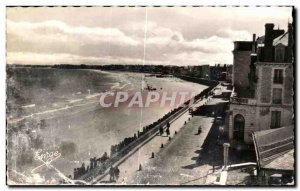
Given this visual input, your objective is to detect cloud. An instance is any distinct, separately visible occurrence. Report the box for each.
[7,19,236,66]
[7,20,140,47]
[6,7,292,66]
[182,36,234,54]
[167,51,233,66]
[216,28,252,41]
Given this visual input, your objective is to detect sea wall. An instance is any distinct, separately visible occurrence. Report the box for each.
[73,84,217,182]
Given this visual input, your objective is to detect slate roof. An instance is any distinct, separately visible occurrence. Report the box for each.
[264,149,294,171]
[273,32,289,46]
[252,126,294,171]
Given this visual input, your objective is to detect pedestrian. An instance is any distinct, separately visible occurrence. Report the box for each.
[115,166,120,180]
[198,126,202,134]
[167,122,170,128]
[109,166,115,182]
[166,128,170,136]
[102,152,108,161]
[159,126,163,136]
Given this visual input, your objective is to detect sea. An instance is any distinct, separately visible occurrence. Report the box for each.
[6,67,208,184]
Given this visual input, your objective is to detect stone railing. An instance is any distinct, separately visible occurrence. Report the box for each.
[77,105,188,182]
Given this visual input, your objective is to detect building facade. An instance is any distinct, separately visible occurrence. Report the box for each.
[232,40,253,90]
[226,23,294,146]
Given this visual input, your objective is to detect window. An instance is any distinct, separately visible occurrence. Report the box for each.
[273,69,283,84]
[271,111,281,129]
[272,88,282,104]
[275,46,285,62]
[233,114,245,141]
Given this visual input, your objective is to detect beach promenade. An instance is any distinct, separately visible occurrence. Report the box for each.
[97,84,230,185]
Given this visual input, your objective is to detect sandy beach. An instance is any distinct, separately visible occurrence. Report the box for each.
[7,68,208,181]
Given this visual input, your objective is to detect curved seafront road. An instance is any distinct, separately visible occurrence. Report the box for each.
[94,84,226,185]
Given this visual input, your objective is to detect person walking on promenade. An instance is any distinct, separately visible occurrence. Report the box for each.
[159,126,163,136]
[109,166,115,182]
[115,166,120,180]
[166,128,170,136]
[197,126,202,134]
[167,122,170,128]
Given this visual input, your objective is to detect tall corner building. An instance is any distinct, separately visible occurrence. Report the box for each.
[225,23,294,147]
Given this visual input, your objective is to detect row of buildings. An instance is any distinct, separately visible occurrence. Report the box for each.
[46,63,230,81]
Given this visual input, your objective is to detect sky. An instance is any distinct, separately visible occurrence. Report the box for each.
[6,6,293,66]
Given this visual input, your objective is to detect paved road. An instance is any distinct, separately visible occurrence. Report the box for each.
[125,98,227,185]
[96,84,229,185]
[96,96,212,185]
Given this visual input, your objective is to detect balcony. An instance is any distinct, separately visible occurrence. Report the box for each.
[230,97,257,105]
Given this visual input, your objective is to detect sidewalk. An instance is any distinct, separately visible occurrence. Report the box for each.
[127,98,227,185]
[97,84,228,185]
[96,97,210,184]
[129,115,214,185]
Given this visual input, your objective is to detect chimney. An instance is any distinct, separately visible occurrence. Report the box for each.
[265,23,274,47]
[252,33,256,53]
